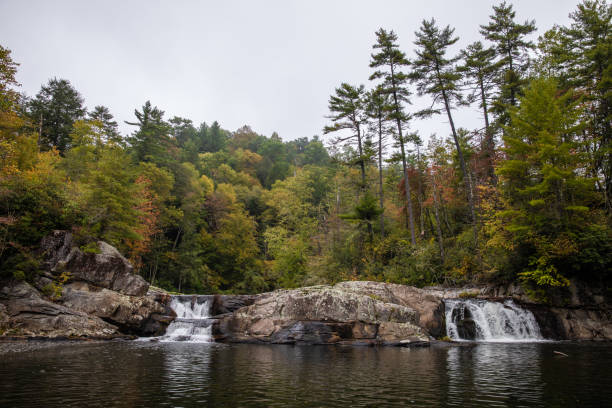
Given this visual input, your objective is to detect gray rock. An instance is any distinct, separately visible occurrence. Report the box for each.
[215,284,428,345]
[0,303,9,331]
[0,280,118,338]
[212,294,259,315]
[333,281,466,338]
[60,282,170,336]
[41,230,149,296]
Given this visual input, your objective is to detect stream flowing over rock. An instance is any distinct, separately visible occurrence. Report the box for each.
[0,231,172,339]
[1,232,609,343]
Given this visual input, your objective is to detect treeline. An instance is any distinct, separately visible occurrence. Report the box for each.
[1,1,610,296]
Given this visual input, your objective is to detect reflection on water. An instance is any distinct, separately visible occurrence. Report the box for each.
[0,341,610,407]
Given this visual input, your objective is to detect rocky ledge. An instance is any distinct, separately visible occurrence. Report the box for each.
[212,282,469,346]
[0,231,173,339]
[212,280,611,345]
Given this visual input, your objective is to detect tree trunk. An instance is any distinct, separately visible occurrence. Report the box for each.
[441,87,479,253]
[377,114,385,237]
[431,170,445,263]
[356,125,366,190]
[479,74,496,184]
[390,63,416,245]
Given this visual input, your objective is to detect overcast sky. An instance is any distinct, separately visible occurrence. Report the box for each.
[1,0,581,144]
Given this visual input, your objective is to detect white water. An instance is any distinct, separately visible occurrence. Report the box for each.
[445,298,543,342]
[159,296,214,343]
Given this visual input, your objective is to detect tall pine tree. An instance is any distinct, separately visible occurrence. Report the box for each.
[369,28,417,245]
[410,19,479,251]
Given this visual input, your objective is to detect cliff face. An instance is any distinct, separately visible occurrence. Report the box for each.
[0,231,174,339]
[485,281,611,341]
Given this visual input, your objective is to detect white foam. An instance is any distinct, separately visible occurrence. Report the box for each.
[445,298,544,342]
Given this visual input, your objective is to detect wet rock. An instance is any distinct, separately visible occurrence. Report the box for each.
[41,230,148,296]
[527,303,611,341]
[0,280,118,338]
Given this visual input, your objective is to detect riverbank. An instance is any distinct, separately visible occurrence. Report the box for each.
[1,231,610,343]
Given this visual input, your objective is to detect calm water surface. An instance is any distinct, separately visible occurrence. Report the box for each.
[0,341,610,407]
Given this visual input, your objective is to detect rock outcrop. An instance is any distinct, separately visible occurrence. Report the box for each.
[485,280,611,341]
[0,280,118,338]
[60,282,171,336]
[215,285,430,346]
[41,230,148,296]
[333,281,472,338]
[212,294,259,316]
[213,280,611,344]
[0,231,173,339]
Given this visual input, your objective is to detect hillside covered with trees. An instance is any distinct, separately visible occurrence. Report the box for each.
[1,0,610,296]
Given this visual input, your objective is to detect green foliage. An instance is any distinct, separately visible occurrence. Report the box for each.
[28,78,86,153]
[1,2,610,296]
[458,291,479,299]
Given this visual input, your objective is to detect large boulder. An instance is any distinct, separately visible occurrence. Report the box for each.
[0,280,118,338]
[60,282,172,336]
[41,230,149,296]
[211,294,259,316]
[215,285,428,346]
[333,281,473,337]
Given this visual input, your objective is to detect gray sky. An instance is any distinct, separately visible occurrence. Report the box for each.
[1,0,580,143]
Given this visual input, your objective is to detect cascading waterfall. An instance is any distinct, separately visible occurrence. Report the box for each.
[445,298,543,342]
[160,295,214,342]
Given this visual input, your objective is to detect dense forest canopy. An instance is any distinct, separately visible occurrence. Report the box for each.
[1,1,610,296]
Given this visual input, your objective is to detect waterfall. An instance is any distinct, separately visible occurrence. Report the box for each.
[160,295,214,343]
[445,298,543,342]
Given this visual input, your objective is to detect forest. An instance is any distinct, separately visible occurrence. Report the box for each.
[0,0,610,296]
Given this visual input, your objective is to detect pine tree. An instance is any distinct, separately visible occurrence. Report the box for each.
[546,0,612,212]
[459,41,498,182]
[479,1,536,112]
[126,101,173,164]
[369,28,417,245]
[324,83,368,190]
[365,86,391,237]
[88,105,122,145]
[28,78,86,153]
[410,19,479,251]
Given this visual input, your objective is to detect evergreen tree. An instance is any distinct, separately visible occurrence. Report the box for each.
[28,78,86,153]
[410,19,479,251]
[126,101,173,164]
[369,28,417,245]
[365,86,391,237]
[88,105,122,145]
[479,1,536,112]
[495,78,608,287]
[459,41,498,182]
[0,45,19,111]
[547,0,612,212]
[324,83,368,189]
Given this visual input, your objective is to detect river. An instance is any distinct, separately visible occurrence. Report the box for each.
[1,341,610,407]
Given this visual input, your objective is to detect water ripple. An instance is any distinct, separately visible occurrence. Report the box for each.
[0,341,610,407]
